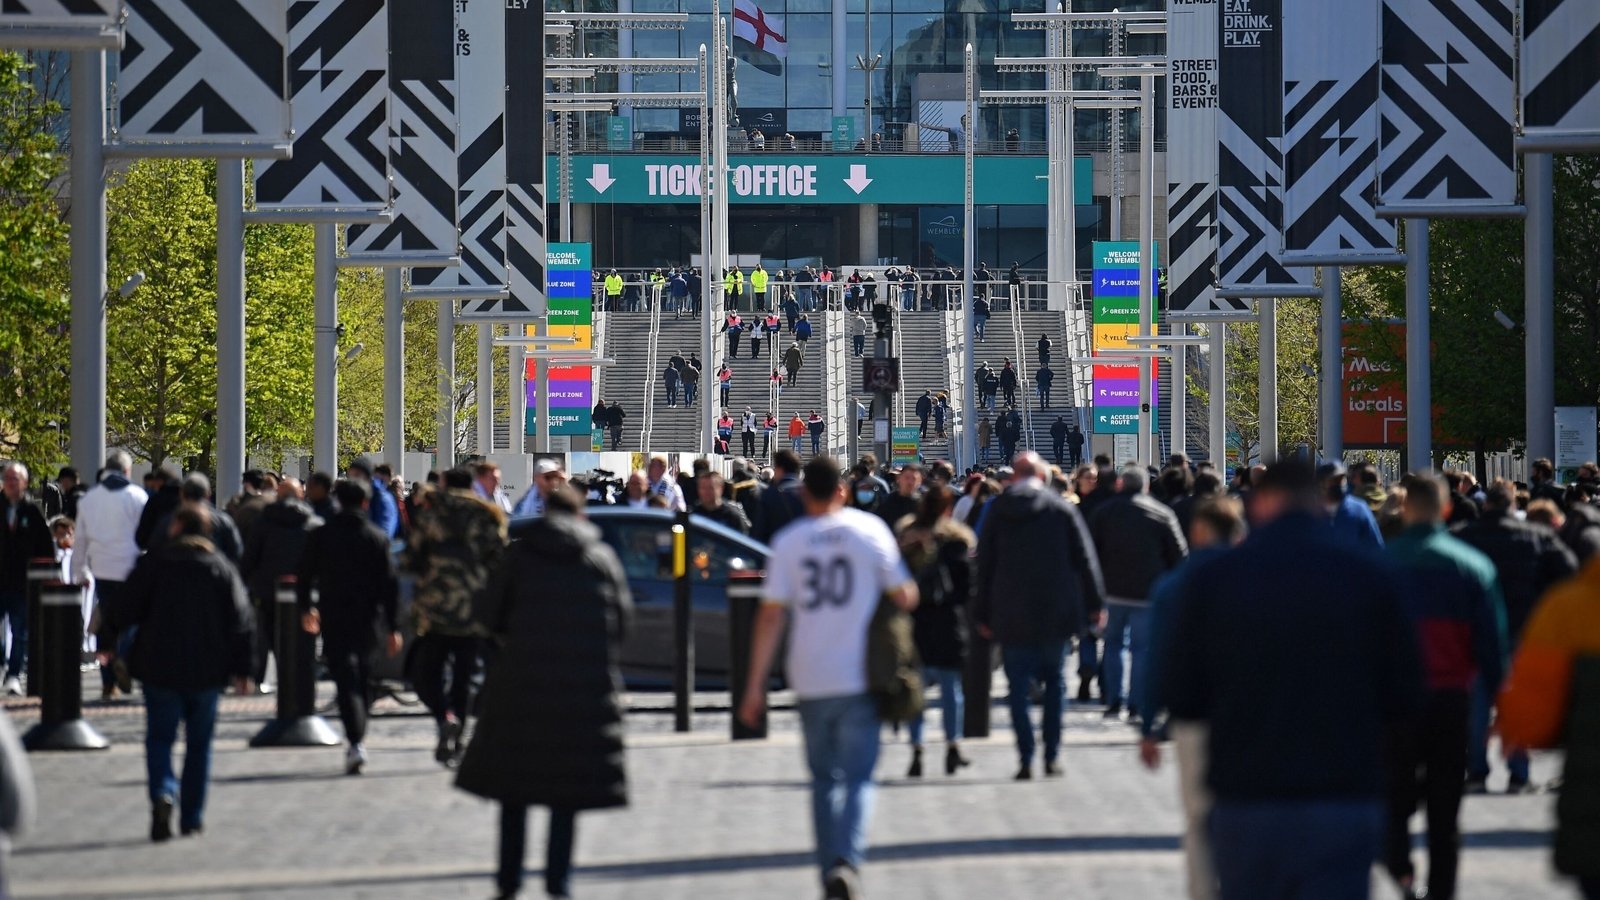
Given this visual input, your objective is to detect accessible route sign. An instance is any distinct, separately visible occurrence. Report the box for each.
[1091,241,1160,435]
[551,154,1094,206]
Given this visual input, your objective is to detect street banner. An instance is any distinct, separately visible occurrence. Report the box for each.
[503,0,547,317]
[422,0,512,302]
[1090,242,1160,434]
[255,0,389,212]
[345,0,458,263]
[1519,0,1600,151]
[1216,0,1312,290]
[1280,0,1395,258]
[1377,0,1518,212]
[0,0,122,48]
[1167,0,1237,311]
[114,0,291,154]
[526,244,594,437]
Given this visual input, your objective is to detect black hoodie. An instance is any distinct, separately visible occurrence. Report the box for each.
[974,482,1105,645]
[240,498,322,602]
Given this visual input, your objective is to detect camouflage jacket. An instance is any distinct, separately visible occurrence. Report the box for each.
[403,488,508,637]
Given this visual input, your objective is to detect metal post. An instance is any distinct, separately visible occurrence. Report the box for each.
[1209,324,1226,467]
[512,340,529,453]
[1405,218,1431,472]
[68,51,107,480]
[705,15,729,455]
[533,320,550,453]
[1320,267,1343,461]
[313,225,339,473]
[476,324,494,455]
[1136,73,1155,468]
[963,44,976,470]
[1525,153,1554,463]
[727,570,767,739]
[1258,299,1278,464]
[249,578,340,747]
[383,269,405,474]
[22,584,108,751]
[699,43,714,454]
[1170,340,1185,462]
[216,161,247,496]
[672,513,693,733]
[438,300,456,468]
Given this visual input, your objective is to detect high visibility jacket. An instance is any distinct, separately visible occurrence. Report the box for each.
[604,274,624,297]
[751,268,769,294]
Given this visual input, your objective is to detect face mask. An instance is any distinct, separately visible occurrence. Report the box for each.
[855,489,877,507]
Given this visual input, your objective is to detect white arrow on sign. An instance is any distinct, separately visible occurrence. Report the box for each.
[844,164,873,194]
[586,163,616,194]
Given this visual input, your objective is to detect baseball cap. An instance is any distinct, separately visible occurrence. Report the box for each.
[534,458,564,477]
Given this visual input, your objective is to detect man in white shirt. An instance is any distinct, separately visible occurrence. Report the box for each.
[740,457,918,900]
[512,458,566,518]
[646,456,686,513]
[471,461,514,515]
[71,452,148,700]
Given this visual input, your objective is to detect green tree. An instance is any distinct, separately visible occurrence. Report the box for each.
[0,52,70,475]
[1186,300,1320,464]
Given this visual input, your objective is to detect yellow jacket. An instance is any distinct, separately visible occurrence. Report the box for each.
[604,273,623,297]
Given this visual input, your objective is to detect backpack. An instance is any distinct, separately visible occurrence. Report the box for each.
[866,596,924,725]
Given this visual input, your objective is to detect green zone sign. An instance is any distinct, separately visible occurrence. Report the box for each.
[550,154,1094,206]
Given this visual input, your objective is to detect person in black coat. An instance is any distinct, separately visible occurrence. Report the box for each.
[116,506,253,841]
[134,467,180,550]
[896,485,976,779]
[456,487,632,900]
[239,486,322,687]
[0,462,53,692]
[296,480,400,774]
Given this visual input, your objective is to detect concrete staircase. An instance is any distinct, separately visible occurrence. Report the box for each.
[595,311,831,455]
[891,312,956,462]
[971,308,1079,465]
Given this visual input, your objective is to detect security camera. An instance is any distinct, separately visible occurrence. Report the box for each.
[119,272,145,297]
[1493,310,1517,331]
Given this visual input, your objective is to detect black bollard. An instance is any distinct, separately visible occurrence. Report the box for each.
[25,558,57,698]
[671,511,693,733]
[249,577,339,747]
[726,568,767,740]
[22,582,109,751]
[962,632,993,739]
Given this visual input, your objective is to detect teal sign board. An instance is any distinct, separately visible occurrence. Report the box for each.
[549,154,1094,206]
[832,116,855,149]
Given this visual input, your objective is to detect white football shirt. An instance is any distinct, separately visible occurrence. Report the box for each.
[764,506,912,700]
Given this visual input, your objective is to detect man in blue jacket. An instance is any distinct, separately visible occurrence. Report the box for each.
[346,458,397,539]
[1164,459,1422,900]
[1320,462,1383,549]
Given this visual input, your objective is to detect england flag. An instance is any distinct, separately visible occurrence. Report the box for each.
[733,0,786,76]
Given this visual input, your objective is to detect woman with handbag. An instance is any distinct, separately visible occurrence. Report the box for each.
[895,484,975,778]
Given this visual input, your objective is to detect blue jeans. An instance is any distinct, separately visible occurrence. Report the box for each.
[685,382,697,405]
[1102,602,1150,708]
[902,288,916,311]
[853,335,864,356]
[666,382,678,405]
[797,693,881,881]
[908,666,964,747]
[1001,641,1067,766]
[1211,800,1384,900]
[975,314,988,340]
[144,685,221,831]
[0,589,26,676]
[1468,673,1528,784]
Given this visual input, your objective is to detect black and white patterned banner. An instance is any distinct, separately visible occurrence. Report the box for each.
[1280,0,1394,258]
[0,0,120,26]
[114,0,289,150]
[420,0,510,306]
[498,0,546,317]
[254,0,388,211]
[1377,0,1516,211]
[1216,0,1312,291]
[1166,0,1241,312]
[345,0,456,264]
[1520,0,1600,151]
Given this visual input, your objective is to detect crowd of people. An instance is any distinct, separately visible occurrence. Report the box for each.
[5,445,1600,900]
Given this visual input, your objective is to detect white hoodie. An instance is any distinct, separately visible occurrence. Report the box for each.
[70,473,148,584]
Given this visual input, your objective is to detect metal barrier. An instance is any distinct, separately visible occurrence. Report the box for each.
[25,557,57,698]
[22,582,108,751]
[726,567,767,741]
[249,577,339,748]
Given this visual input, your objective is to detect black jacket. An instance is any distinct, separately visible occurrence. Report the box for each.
[149,505,243,564]
[117,536,253,691]
[1561,504,1600,563]
[975,482,1105,646]
[899,517,975,669]
[606,405,626,428]
[916,395,933,418]
[757,475,802,544]
[1050,420,1068,442]
[0,495,52,592]
[456,515,633,810]
[695,502,751,536]
[1089,492,1188,603]
[240,498,322,602]
[135,484,180,550]
[297,511,398,647]
[1453,510,1577,641]
[877,492,919,530]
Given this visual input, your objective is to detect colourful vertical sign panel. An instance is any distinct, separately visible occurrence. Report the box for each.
[1091,241,1160,434]
[526,243,595,436]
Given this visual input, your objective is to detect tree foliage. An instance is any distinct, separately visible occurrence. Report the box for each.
[0,52,70,475]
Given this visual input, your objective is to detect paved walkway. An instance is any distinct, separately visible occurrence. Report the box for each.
[3,683,1576,899]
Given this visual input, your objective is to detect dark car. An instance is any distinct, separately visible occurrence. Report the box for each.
[509,507,769,685]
